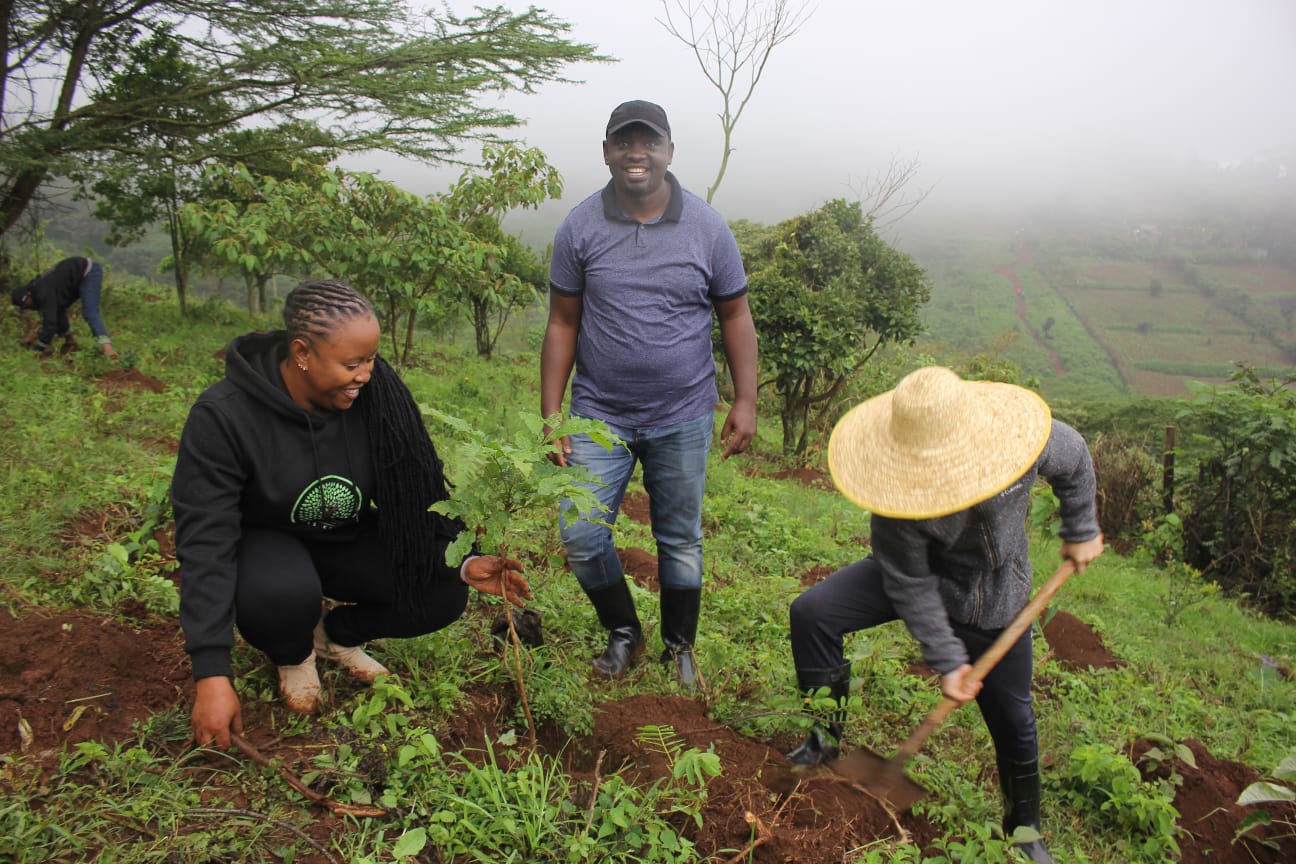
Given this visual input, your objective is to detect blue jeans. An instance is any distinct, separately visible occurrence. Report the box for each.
[78,261,110,342]
[560,410,714,592]
[789,556,1039,764]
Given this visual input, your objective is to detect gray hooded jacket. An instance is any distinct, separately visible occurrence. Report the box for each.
[870,419,1101,674]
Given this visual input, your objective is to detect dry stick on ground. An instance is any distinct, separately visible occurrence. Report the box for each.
[583,749,608,835]
[231,733,386,818]
[721,779,802,864]
[185,807,341,864]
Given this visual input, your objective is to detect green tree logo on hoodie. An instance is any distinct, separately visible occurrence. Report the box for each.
[292,475,362,530]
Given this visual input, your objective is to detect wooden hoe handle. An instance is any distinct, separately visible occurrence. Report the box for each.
[895,559,1079,760]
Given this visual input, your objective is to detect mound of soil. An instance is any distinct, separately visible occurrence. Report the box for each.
[620,489,651,525]
[1042,608,1124,670]
[571,693,936,862]
[98,367,166,393]
[1133,737,1296,863]
[743,464,835,490]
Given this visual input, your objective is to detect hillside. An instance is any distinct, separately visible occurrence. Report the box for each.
[1,280,1294,863]
[910,225,1296,404]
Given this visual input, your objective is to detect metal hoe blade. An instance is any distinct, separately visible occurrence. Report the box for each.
[833,747,928,811]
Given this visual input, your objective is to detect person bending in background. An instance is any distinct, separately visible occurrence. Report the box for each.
[786,366,1104,863]
[11,256,117,357]
[172,279,530,749]
[541,100,758,689]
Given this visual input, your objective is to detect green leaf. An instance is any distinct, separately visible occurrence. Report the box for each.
[1237,781,1296,805]
[391,827,427,859]
[1234,809,1273,837]
[1173,743,1197,768]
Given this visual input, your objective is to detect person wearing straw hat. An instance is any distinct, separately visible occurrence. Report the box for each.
[786,366,1103,863]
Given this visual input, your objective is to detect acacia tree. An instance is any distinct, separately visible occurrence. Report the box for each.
[76,28,335,312]
[656,0,811,203]
[0,1,600,242]
[740,198,931,457]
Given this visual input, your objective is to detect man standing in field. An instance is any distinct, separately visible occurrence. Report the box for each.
[541,99,758,688]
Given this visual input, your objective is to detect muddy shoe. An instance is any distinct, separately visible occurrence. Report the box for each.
[786,727,841,767]
[277,652,321,714]
[313,620,388,682]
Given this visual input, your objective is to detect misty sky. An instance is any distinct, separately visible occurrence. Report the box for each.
[359,0,1296,229]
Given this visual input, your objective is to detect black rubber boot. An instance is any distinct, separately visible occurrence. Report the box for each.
[785,664,851,767]
[999,758,1054,863]
[586,580,644,678]
[659,587,701,689]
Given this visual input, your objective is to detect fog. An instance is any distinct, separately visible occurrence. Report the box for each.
[357,0,1296,238]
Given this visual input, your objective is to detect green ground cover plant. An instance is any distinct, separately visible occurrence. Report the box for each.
[1,273,1294,862]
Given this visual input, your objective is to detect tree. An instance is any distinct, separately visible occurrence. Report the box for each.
[426,408,616,746]
[183,145,563,363]
[1,1,601,242]
[844,155,935,236]
[443,144,562,358]
[740,199,931,457]
[656,0,811,204]
[75,28,335,312]
[1178,366,1296,618]
[185,162,466,363]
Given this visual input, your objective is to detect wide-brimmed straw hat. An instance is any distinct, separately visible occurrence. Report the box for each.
[828,366,1052,519]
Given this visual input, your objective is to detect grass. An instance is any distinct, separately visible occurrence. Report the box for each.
[1,275,1294,862]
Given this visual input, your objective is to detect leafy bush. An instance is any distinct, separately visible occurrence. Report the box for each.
[1177,366,1296,618]
[1059,743,1181,862]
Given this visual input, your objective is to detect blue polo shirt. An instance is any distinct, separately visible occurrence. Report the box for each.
[549,173,748,428]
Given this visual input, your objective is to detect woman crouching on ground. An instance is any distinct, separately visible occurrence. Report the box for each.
[172,279,529,748]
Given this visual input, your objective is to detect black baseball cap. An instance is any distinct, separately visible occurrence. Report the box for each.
[606,100,671,139]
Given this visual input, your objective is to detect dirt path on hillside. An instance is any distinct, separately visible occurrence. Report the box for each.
[996,243,1067,377]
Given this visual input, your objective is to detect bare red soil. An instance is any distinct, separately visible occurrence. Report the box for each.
[98,367,166,394]
[4,559,1290,862]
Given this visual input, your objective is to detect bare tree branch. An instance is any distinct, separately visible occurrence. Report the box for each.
[844,153,936,235]
[657,0,813,203]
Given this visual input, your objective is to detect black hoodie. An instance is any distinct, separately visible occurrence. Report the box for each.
[172,330,377,680]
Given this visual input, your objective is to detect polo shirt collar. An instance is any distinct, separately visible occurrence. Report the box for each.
[600,171,683,223]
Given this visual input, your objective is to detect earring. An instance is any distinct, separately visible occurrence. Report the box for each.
[297,362,307,372]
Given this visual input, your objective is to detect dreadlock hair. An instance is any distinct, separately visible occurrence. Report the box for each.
[283,280,466,604]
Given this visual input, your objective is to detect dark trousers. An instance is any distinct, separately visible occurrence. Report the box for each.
[788,556,1039,764]
[235,525,469,666]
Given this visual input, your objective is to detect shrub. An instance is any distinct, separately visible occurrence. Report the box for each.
[1177,366,1296,618]
[1089,431,1161,545]
[1058,743,1181,862]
